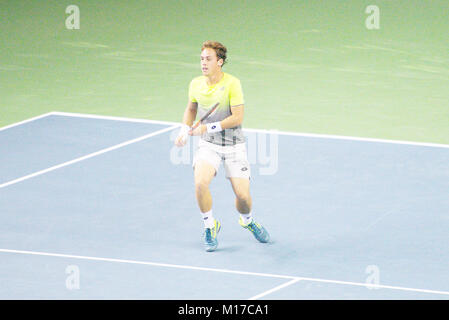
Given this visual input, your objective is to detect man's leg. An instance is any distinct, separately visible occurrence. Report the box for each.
[194,160,216,214]
[194,160,221,251]
[229,177,252,214]
[229,177,270,243]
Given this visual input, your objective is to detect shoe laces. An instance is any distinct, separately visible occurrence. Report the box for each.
[247,221,258,234]
[204,228,213,242]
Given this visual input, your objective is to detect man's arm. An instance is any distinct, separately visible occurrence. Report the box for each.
[183,100,198,126]
[220,104,244,129]
[175,100,198,147]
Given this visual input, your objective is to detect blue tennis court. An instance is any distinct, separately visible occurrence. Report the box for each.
[0,113,448,299]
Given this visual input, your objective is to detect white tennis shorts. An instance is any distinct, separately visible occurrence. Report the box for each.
[192,139,251,179]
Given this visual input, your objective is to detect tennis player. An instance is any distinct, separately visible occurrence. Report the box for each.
[175,40,270,252]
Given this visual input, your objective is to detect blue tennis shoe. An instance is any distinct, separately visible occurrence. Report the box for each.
[203,219,221,252]
[239,217,270,243]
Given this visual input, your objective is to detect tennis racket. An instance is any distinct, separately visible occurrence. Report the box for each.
[190,102,220,130]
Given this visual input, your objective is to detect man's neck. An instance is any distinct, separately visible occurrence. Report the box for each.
[206,71,224,86]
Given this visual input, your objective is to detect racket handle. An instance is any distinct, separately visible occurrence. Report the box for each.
[191,121,201,130]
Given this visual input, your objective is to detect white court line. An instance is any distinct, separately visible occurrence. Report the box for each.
[283,276,449,297]
[244,128,449,149]
[0,125,178,189]
[52,111,449,149]
[51,111,178,127]
[0,112,54,132]
[248,278,302,300]
[1,248,448,298]
[2,111,448,148]
[0,248,294,280]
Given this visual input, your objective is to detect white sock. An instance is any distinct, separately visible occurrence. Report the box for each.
[201,210,215,228]
[240,212,253,225]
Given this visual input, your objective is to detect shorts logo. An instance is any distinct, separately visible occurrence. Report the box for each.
[212,125,216,129]
[241,167,248,171]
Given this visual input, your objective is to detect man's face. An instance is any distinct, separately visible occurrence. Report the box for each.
[200,48,222,76]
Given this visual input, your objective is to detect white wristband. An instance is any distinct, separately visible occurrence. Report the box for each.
[206,122,222,133]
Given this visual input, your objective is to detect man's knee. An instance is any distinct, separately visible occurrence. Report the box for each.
[235,190,251,204]
[194,163,215,196]
[195,179,210,196]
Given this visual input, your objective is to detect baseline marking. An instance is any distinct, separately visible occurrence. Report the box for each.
[52,111,449,149]
[1,248,448,297]
[0,125,178,189]
[51,111,177,127]
[0,112,54,132]
[2,112,447,149]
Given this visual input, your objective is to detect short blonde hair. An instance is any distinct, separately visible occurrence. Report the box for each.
[201,40,227,66]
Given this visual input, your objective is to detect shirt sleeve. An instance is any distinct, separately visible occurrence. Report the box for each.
[188,79,197,103]
[229,78,244,107]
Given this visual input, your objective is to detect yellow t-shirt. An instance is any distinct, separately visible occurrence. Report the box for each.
[188,72,245,146]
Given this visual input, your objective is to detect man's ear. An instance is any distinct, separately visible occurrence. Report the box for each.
[218,59,223,67]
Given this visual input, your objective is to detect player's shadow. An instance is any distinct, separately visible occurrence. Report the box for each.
[211,245,242,253]
[215,240,275,252]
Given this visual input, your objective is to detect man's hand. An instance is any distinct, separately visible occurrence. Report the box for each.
[174,124,191,147]
[189,124,207,136]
